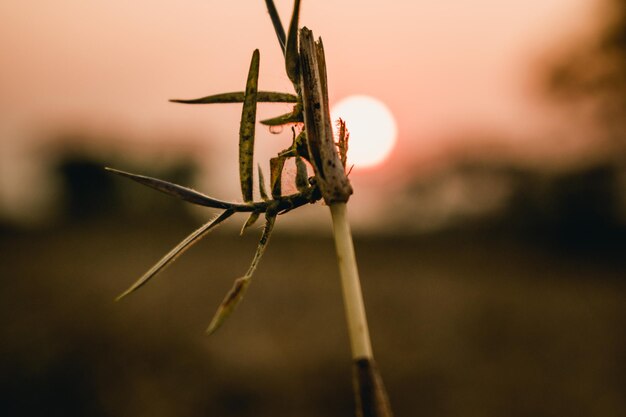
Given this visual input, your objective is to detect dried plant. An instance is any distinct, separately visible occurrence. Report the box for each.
[108,1,392,415]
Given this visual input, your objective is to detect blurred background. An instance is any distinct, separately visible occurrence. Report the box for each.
[1,0,625,416]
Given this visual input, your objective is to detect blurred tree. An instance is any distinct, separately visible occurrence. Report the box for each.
[547,0,625,151]
[392,157,625,249]
[57,157,117,221]
[55,152,198,224]
[503,164,623,249]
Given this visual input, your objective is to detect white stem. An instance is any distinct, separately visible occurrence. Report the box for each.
[330,203,373,360]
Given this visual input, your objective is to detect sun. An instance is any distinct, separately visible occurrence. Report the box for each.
[330,95,398,169]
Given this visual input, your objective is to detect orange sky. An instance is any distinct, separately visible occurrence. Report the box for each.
[0,0,601,227]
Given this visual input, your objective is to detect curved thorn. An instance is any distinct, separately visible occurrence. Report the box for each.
[116,210,235,301]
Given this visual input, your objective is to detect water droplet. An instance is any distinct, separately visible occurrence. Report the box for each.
[269,125,284,134]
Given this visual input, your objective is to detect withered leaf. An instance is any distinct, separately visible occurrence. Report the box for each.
[240,211,261,235]
[285,0,301,86]
[239,49,260,203]
[170,91,296,104]
[258,165,269,201]
[105,167,241,210]
[264,0,286,54]
[206,213,276,335]
[116,210,235,301]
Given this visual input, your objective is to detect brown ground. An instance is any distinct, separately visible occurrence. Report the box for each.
[1,218,624,417]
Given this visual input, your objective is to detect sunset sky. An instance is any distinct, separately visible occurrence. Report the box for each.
[0,0,603,227]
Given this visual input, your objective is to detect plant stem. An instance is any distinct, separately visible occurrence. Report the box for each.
[330,203,373,359]
[298,22,391,417]
[330,203,393,417]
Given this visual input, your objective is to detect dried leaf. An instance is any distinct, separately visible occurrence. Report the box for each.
[258,165,269,201]
[294,130,311,162]
[269,156,286,198]
[259,104,303,126]
[264,0,286,54]
[205,277,251,335]
[206,214,277,335]
[285,0,301,85]
[116,210,235,301]
[315,37,330,106]
[298,28,353,204]
[295,155,308,192]
[170,91,296,104]
[105,167,244,210]
[249,214,277,271]
[239,49,260,203]
[240,211,260,235]
[336,118,349,169]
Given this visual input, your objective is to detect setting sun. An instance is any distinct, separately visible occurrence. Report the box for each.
[331,95,398,169]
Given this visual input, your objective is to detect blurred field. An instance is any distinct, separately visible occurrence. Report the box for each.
[1,217,624,417]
